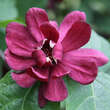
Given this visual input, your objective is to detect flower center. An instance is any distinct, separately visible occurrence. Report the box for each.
[41,40,56,65]
[42,40,52,57]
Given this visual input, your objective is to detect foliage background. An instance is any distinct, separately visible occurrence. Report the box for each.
[0,0,110,110]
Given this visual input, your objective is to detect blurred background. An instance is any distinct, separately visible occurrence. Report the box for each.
[0,0,110,77]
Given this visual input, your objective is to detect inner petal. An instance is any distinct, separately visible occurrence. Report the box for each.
[32,49,46,67]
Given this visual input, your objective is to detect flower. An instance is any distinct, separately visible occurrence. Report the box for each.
[5,8,108,108]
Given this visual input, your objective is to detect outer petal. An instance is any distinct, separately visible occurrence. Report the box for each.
[69,62,97,85]
[68,48,109,66]
[63,51,98,84]
[26,8,49,42]
[52,43,63,61]
[59,11,86,42]
[12,72,36,88]
[5,49,36,71]
[43,77,68,101]
[62,21,91,53]
[31,67,49,82]
[40,22,59,43]
[49,21,59,31]
[6,22,38,57]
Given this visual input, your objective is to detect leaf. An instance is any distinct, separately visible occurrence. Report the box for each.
[88,0,110,34]
[83,30,110,73]
[94,15,110,34]
[0,71,60,110]
[0,28,6,51]
[0,58,3,78]
[0,0,18,21]
[0,28,6,77]
[61,72,110,110]
[0,20,24,28]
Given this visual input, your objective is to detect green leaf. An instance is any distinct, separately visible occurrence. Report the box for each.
[94,15,110,34]
[0,71,60,110]
[0,29,6,77]
[61,72,110,110]
[0,28,6,51]
[0,20,24,28]
[83,30,110,73]
[0,0,18,21]
[0,58,3,78]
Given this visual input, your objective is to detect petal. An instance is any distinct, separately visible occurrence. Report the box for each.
[26,8,49,42]
[5,49,36,71]
[31,67,49,82]
[63,51,98,84]
[6,22,37,57]
[52,43,63,61]
[62,21,91,53]
[68,48,109,66]
[69,62,98,85]
[40,22,59,43]
[32,49,46,67]
[59,11,86,42]
[43,77,68,101]
[52,62,70,77]
[12,71,36,88]
[49,21,59,31]
[38,84,47,108]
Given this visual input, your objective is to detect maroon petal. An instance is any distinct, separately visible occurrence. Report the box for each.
[69,62,98,85]
[6,22,38,57]
[38,84,47,108]
[43,77,68,101]
[52,43,63,61]
[62,21,91,53]
[59,11,86,42]
[49,21,59,31]
[12,71,36,88]
[26,8,49,42]
[68,48,109,66]
[31,67,49,82]
[40,22,59,43]
[63,51,98,84]
[32,49,46,67]
[5,49,36,71]
[52,62,70,77]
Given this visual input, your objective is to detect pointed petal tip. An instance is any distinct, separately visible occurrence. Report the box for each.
[102,55,109,65]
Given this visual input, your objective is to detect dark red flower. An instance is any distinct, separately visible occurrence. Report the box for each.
[5,8,108,107]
